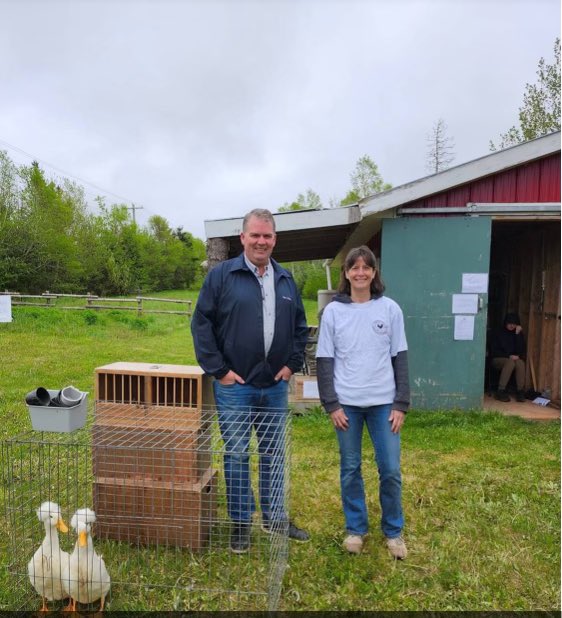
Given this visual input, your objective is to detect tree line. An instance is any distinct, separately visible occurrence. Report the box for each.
[2,39,557,299]
[0,153,206,295]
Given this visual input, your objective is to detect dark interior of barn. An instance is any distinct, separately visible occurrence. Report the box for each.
[486,220,560,404]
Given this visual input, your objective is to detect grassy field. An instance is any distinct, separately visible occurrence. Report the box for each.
[0,298,559,611]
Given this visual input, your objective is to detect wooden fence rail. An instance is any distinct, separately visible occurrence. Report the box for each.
[1,291,192,318]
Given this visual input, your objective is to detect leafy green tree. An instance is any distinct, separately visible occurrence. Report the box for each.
[340,155,392,205]
[0,152,207,295]
[15,161,86,292]
[90,203,140,294]
[73,206,112,293]
[0,151,23,289]
[173,226,206,288]
[301,262,340,301]
[278,188,322,212]
[491,38,561,150]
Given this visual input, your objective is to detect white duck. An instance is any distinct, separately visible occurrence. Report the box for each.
[63,507,111,612]
[28,501,70,612]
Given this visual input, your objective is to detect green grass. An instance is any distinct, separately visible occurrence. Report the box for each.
[0,298,559,611]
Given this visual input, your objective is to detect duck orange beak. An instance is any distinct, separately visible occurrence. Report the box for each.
[79,531,88,547]
[56,518,69,533]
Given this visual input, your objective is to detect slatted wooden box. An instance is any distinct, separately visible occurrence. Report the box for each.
[95,362,214,412]
[93,468,218,551]
[92,403,212,484]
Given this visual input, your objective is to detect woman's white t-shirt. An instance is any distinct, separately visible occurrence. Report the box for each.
[316,297,408,407]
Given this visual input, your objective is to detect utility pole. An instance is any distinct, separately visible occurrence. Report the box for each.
[127,203,144,223]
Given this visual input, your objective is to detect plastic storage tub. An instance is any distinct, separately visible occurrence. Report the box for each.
[27,390,88,432]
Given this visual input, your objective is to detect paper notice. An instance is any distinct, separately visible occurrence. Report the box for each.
[462,273,488,294]
[452,293,478,314]
[303,380,319,399]
[0,295,12,323]
[454,315,474,340]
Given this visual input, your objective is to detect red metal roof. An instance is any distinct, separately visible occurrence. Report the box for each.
[406,153,560,208]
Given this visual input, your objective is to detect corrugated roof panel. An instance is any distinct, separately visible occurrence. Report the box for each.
[425,194,445,207]
[539,153,561,201]
[469,177,495,202]
[515,160,541,201]
[492,169,517,201]
[446,185,471,206]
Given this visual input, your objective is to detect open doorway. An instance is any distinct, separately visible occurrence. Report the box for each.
[487,220,561,406]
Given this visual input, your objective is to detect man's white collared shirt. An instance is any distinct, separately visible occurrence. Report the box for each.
[244,254,276,356]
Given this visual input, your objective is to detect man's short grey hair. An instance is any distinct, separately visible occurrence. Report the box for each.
[242,208,276,232]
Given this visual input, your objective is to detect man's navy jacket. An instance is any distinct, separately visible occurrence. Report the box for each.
[191,254,308,388]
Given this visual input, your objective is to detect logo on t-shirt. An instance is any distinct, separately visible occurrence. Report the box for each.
[373,320,387,334]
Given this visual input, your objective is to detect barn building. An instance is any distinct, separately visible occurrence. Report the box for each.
[204,132,561,409]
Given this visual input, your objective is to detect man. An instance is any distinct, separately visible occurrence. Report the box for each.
[191,208,310,553]
[491,312,526,402]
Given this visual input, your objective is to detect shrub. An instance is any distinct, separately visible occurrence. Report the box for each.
[83,310,98,325]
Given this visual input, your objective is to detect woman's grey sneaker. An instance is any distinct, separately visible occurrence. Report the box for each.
[343,534,363,554]
[230,522,251,554]
[386,536,407,559]
[262,520,310,542]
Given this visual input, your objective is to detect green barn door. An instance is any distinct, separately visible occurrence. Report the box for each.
[381,217,491,410]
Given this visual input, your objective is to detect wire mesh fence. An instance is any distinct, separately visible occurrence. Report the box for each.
[2,400,291,611]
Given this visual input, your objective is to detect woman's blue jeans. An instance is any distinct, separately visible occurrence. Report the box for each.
[336,403,404,538]
[213,380,288,524]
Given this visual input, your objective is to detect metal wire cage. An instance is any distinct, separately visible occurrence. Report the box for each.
[2,400,291,611]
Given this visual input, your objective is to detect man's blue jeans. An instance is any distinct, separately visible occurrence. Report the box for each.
[213,380,288,524]
[336,403,403,538]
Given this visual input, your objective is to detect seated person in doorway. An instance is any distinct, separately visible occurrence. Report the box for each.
[490,312,526,402]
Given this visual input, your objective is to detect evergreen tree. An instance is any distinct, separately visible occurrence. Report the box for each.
[426,118,455,173]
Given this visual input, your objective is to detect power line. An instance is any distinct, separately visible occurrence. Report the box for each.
[0,137,183,230]
[0,137,138,206]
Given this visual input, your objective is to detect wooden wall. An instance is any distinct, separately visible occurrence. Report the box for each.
[488,220,560,404]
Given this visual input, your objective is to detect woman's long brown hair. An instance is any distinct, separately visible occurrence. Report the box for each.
[337,245,385,297]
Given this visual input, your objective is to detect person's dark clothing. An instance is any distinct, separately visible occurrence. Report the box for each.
[191,254,308,388]
[490,313,526,394]
[491,321,525,359]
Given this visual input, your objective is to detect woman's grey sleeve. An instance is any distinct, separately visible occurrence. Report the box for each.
[392,350,410,412]
[316,357,341,413]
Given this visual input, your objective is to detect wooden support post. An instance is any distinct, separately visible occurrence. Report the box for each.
[206,238,229,271]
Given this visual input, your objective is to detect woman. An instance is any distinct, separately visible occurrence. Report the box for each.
[316,246,410,558]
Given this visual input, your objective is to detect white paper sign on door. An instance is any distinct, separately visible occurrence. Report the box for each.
[454,315,474,340]
[462,273,488,294]
[452,293,478,314]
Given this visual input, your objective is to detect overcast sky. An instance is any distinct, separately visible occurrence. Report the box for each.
[0,0,559,238]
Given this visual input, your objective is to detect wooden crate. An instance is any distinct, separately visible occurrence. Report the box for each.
[92,406,212,483]
[93,468,217,551]
[289,375,320,403]
[95,362,214,410]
